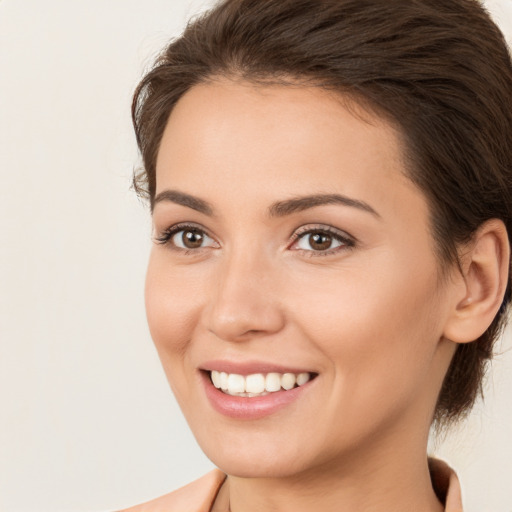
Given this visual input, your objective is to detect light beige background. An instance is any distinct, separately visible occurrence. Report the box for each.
[0,0,511,511]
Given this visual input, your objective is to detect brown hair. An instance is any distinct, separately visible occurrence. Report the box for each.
[132,0,512,426]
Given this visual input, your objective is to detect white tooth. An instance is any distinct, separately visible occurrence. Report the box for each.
[296,372,310,386]
[281,373,296,390]
[265,373,282,392]
[227,373,245,394]
[220,372,229,391]
[211,370,221,388]
[245,373,265,394]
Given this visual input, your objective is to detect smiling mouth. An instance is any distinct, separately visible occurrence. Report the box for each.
[209,370,316,397]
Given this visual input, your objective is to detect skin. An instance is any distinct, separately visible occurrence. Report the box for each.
[144,80,467,512]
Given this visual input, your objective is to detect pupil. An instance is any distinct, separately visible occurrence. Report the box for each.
[310,233,332,250]
[183,230,203,248]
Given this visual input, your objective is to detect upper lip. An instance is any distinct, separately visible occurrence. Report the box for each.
[200,360,316,375]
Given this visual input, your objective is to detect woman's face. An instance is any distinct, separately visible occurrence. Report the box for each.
[146,80,457,478]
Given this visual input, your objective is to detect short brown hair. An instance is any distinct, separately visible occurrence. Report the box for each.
[132,0,512,426]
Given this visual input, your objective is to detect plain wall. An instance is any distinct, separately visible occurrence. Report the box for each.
[0,1,511,511]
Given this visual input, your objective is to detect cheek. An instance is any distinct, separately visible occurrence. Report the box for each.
[289,255,444,407]
[144,252,203,357]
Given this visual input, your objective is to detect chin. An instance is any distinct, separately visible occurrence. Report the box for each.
[208,453,310,479]
[196,427,333,480]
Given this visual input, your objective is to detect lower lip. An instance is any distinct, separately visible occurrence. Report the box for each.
[201,372,314,420]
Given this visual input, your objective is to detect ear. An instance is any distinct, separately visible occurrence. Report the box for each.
[442,219,510,344]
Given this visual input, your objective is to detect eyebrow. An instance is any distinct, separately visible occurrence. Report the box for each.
[268,193,380,218]
[153,190,214,215]
[153,189,380,218]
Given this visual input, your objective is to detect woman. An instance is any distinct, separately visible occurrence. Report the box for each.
[122,0,512,510]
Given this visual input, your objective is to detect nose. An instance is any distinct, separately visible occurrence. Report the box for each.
[203,250,285,343]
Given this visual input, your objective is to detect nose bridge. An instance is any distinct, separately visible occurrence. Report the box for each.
[205,244,284,342]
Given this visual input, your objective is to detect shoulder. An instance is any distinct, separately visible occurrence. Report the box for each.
[117,469,226,512]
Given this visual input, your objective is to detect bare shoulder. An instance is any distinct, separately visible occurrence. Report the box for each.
[117,469,226,512]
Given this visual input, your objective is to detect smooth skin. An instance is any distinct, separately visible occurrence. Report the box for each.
[143,80,509,512]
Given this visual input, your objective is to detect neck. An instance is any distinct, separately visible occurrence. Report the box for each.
[225,426,444,512]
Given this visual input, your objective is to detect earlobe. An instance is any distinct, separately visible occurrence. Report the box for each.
[443,219,510,344]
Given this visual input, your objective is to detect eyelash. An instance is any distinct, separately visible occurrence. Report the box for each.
[154,222,216,254]
[290,225,355,257]
[154,222,355,257]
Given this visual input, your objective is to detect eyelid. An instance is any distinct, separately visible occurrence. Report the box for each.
[154,222,218,250]
[289,224,356,255]
[154,221,355,256]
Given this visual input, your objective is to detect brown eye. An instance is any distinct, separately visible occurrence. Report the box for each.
[181,229,204,249]
[158,226,217,250]
[293,228,351,254]
[308,232,333,251]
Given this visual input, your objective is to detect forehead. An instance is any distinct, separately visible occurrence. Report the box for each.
[155,80,427,226]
